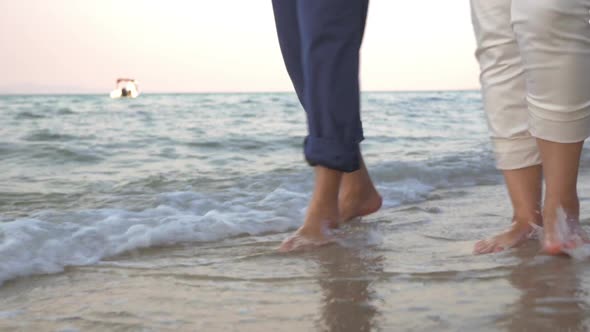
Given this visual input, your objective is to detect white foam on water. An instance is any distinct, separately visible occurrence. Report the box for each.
[56,328,81,332]
[0,310,23,319]
[565,245,590,260]
[0,187,308,286]
[334,226,384,249]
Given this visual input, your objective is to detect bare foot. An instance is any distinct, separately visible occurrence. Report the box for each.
[543,209,590,255]
[338,162,382,222]
[279,166,342,252]
[279,220,336,252]
[279,163,382,253]
[338,188,382,223]
[279,187,381,252]
[474,220,538,255]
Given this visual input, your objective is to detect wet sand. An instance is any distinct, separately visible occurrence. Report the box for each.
[1,175,590,331]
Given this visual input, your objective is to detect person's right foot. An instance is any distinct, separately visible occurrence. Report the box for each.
[543,208,590,255]
[338,163,382,223]
[338,186,382,223]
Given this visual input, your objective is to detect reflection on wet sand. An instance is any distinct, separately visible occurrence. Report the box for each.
[499,245,590,332]
[311,245,384,332]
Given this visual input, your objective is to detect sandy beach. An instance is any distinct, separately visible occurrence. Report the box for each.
[1,171,589,332]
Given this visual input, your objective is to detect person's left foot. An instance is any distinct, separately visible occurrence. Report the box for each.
[279,163,381,252]
[474,220,538,255]
[278,220,336,252]
[279,187,340,253]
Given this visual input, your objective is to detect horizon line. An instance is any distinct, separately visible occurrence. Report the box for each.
[0,88,480,96]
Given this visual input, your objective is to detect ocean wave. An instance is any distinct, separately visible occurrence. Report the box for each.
[373,151,497,182]
[23,129,80,142]
[27,145,104,163]
[57,107,75,115]
[0,142,21,156]
[15,111,46,119]
[185,137,302,151]
[0,187,306,285]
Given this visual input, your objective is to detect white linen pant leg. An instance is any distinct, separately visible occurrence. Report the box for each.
[471,0,541,170]
[471,0,590,170]
[512,0,590,143]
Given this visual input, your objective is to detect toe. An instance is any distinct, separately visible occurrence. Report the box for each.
[473,240,486,253]
[492,245,504,253]
[278,236,297,253]
[543,241,563,255]
[474,240,494,255]
[278,227,335,253]
[564,236,585,250]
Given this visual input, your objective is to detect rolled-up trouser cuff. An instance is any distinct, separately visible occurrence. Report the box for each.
[528,101,590,144]
[304,136,361,172]
[492,136,541,170]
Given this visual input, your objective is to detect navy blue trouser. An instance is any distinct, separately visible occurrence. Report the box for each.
[272,0,369,172]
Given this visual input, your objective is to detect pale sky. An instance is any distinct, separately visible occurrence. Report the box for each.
[0,0,480,94]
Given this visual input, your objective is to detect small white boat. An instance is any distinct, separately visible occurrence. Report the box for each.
[110,78,140,98]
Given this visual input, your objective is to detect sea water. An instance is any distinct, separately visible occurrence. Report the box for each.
[1,91,588,285]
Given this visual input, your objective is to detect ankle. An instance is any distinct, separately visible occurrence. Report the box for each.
[543,195,579,220]
[306,198,339,224]
[513,210,542,226]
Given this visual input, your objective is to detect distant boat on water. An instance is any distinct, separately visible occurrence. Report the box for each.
[110,78,140,98]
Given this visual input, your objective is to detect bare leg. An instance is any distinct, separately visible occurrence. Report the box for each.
[279,166,342,252]
[474,165,543,254]
[338,157,382,223]
[537,139,589,255]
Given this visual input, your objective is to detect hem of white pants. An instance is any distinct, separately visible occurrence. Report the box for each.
[492,136,542,170]
[528,102,590,144]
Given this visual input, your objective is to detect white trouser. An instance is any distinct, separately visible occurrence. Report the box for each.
[471,0,590,170]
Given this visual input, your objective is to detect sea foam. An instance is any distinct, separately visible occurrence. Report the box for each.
[0,188,305,285]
